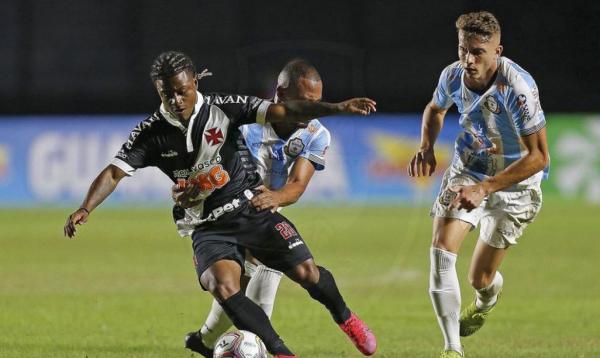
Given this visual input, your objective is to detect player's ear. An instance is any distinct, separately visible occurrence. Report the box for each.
[496,44,503,58]
[275,86,286,103]
[193,77,198,89]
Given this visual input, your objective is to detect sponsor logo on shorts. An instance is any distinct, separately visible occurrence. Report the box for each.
[288,240,304,249]
[275,227,305,249]
[439,188,458,207]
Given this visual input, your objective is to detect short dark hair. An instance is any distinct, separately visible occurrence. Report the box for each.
[277,58,321,89]
[149,51,196,82]
[456,11,501,41]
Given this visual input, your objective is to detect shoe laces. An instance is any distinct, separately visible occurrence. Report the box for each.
[344,315,368,342]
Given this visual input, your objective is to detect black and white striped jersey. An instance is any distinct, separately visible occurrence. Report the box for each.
[111,91,272,225]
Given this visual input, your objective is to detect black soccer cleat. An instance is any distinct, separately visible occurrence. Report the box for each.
[184,331,214,357]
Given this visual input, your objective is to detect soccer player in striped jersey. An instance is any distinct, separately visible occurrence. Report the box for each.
[408,11,549,358]
[177,59,332,357]
[64,51,376,358]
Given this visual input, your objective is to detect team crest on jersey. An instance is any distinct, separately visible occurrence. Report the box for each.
[483,95,501,114]
[205,127,224,146]
[284,138,305,157]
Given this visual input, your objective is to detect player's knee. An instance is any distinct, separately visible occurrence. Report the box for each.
[201,273,240,301]
[431,232,454,252]
[212,281,240,301]
[288,260,320,286]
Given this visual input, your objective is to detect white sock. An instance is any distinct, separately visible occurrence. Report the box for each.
[475,271,503,310]
[429,247,462,353]
[245,265,283,318]
[200,299,232,348]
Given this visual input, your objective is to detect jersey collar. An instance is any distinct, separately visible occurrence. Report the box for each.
[159,91,204,136]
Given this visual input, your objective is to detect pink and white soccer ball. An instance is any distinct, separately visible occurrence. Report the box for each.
[213,330,267,358]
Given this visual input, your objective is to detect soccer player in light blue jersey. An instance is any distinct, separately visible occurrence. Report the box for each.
[408,11,550,358]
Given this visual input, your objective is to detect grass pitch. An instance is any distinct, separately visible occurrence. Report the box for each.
[1,198,599,357]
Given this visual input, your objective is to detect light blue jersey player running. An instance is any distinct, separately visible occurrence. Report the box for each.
[408,12,550,358]
[176,59,355,357]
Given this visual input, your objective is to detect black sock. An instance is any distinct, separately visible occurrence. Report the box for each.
[306,266,351,324]
[220,291,293,356]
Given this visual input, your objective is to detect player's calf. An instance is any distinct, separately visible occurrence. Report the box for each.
[288,263,377,356]
[220,291,295,356]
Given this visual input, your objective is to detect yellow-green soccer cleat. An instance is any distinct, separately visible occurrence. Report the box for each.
[459,293,501,337]
[440,349,463,357]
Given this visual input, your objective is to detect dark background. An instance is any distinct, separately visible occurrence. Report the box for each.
[2,0,599,114]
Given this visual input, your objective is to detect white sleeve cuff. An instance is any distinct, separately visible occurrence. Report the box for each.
[256,100,272,125]
[110,158,136,176]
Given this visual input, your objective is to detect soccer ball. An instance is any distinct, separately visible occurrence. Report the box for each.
[213,330,267,358]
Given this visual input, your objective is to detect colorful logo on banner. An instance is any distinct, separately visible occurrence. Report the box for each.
[0,144,8,180]
[366,131,452,187]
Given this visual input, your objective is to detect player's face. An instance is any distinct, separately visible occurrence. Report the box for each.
[281,77,323,103]
[458,30,502,83]
[154,70,198,122]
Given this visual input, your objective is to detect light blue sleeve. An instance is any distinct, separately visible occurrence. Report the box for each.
[432,66,454,109]
[506,75,546,136]
[299,126,331,171]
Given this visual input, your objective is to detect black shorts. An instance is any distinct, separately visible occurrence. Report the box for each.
[191,205,313,284]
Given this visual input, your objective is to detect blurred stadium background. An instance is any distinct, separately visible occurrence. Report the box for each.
[1,1,599,357]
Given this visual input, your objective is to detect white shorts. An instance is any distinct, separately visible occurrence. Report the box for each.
[430,167,543,249]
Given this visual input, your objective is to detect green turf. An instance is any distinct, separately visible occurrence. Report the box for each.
[1,199,599,357]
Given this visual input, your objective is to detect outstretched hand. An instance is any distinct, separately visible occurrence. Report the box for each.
[338,98,377,115]
[63,208,89,238]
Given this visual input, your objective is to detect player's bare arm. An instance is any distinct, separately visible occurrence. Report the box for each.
[63,164,127,238]
[251,157,316,212]
[408,100,448,177]
[450,127,549,211]
[265,97,376,124]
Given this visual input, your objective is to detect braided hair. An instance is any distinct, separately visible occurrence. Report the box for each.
[149,51,196,82]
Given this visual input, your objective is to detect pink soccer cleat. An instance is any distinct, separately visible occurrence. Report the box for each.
[274,355,298,358]
[338,312,377,356]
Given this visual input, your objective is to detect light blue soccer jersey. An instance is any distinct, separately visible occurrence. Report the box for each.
[433,57,548,186]
[240,119,331,189]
